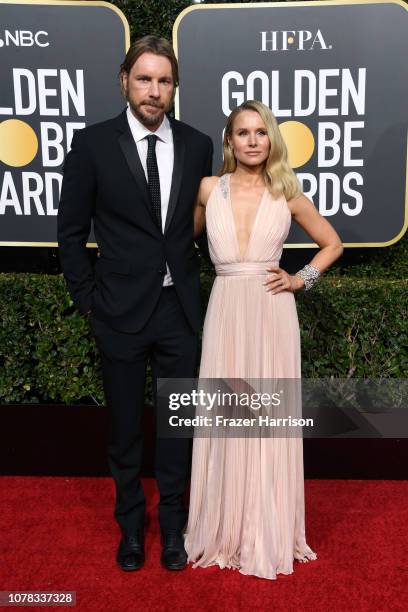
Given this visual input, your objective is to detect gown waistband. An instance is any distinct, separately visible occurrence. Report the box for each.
[215,261,279,276]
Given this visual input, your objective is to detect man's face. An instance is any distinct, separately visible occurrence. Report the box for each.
[121,52,175,130]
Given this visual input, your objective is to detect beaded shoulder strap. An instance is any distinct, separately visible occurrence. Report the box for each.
[219,173,229,200]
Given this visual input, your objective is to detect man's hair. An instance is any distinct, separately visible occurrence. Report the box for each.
[119,35,179,88]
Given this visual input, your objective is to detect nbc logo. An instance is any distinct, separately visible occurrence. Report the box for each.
[0,30,49,48]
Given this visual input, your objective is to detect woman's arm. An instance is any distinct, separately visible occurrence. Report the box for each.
[194,176,218,238]
[264,193,344,294]
[289,193,344,273]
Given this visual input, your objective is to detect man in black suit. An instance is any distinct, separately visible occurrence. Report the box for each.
[57,36,213,572]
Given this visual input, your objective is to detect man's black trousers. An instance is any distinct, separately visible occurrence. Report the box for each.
[90,286,198,534]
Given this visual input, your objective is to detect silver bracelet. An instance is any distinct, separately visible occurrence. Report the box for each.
[295,264,321,291]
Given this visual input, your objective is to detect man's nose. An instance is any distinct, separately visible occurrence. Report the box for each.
[148,80,160,98]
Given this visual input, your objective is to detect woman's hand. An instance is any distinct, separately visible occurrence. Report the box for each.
[263,266,305,294]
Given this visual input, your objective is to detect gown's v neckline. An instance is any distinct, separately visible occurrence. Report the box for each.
[227,173,267,262]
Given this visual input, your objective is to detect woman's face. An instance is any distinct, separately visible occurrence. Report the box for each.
[228,110,271,168]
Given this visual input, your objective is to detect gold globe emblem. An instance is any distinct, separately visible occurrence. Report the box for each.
[279,121,315,168]
[0,119,39,167]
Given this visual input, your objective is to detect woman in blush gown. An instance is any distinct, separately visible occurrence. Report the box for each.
[184,100,343,580]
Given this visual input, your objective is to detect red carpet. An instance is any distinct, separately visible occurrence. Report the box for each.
[1,478,407,611]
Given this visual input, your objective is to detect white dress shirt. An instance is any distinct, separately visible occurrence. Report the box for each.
[126,106,174,286]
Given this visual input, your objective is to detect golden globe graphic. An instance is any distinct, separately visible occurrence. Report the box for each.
[0,119,38,167]
[0,66,88,218]
[278,121,315,169]
[174,0,408,247]
[0,0,129,246]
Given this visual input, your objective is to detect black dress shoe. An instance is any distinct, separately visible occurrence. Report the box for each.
[161,529,187,571]
[116,530,145,571]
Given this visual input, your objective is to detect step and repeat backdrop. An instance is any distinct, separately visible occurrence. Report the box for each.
[0,0,407,248]
[174,0,408,247]
[0,0,129,247]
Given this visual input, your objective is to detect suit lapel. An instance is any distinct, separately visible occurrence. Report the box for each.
[165,119,185,233]
[115,110,185,233]
[116,111,159,228]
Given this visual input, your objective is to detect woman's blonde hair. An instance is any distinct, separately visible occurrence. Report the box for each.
[219,100,301,201]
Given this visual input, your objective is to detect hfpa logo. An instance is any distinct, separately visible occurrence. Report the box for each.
[0,30,50,48]
[260,30,332,51]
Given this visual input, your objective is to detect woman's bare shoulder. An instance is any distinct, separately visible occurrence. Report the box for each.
[286,192,312,215]
[199,176,219,206]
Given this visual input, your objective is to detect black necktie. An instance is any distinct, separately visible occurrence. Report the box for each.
[146,134,162,230]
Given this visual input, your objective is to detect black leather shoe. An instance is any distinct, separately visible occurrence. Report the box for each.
[161,529,187,570]
[116,530,145,571]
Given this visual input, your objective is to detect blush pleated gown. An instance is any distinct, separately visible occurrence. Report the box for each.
[184,173,317,580]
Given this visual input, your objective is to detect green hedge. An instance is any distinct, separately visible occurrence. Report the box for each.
[0,274,101,404]
[114,1,294,40]
[325,232,408,279]
[0,272,406,404]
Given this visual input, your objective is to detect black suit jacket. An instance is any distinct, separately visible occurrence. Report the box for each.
[57,109,213,333]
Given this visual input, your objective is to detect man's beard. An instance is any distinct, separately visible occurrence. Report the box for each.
[128,99,168,128]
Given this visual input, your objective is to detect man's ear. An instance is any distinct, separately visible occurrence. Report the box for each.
[120,72,128,97]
